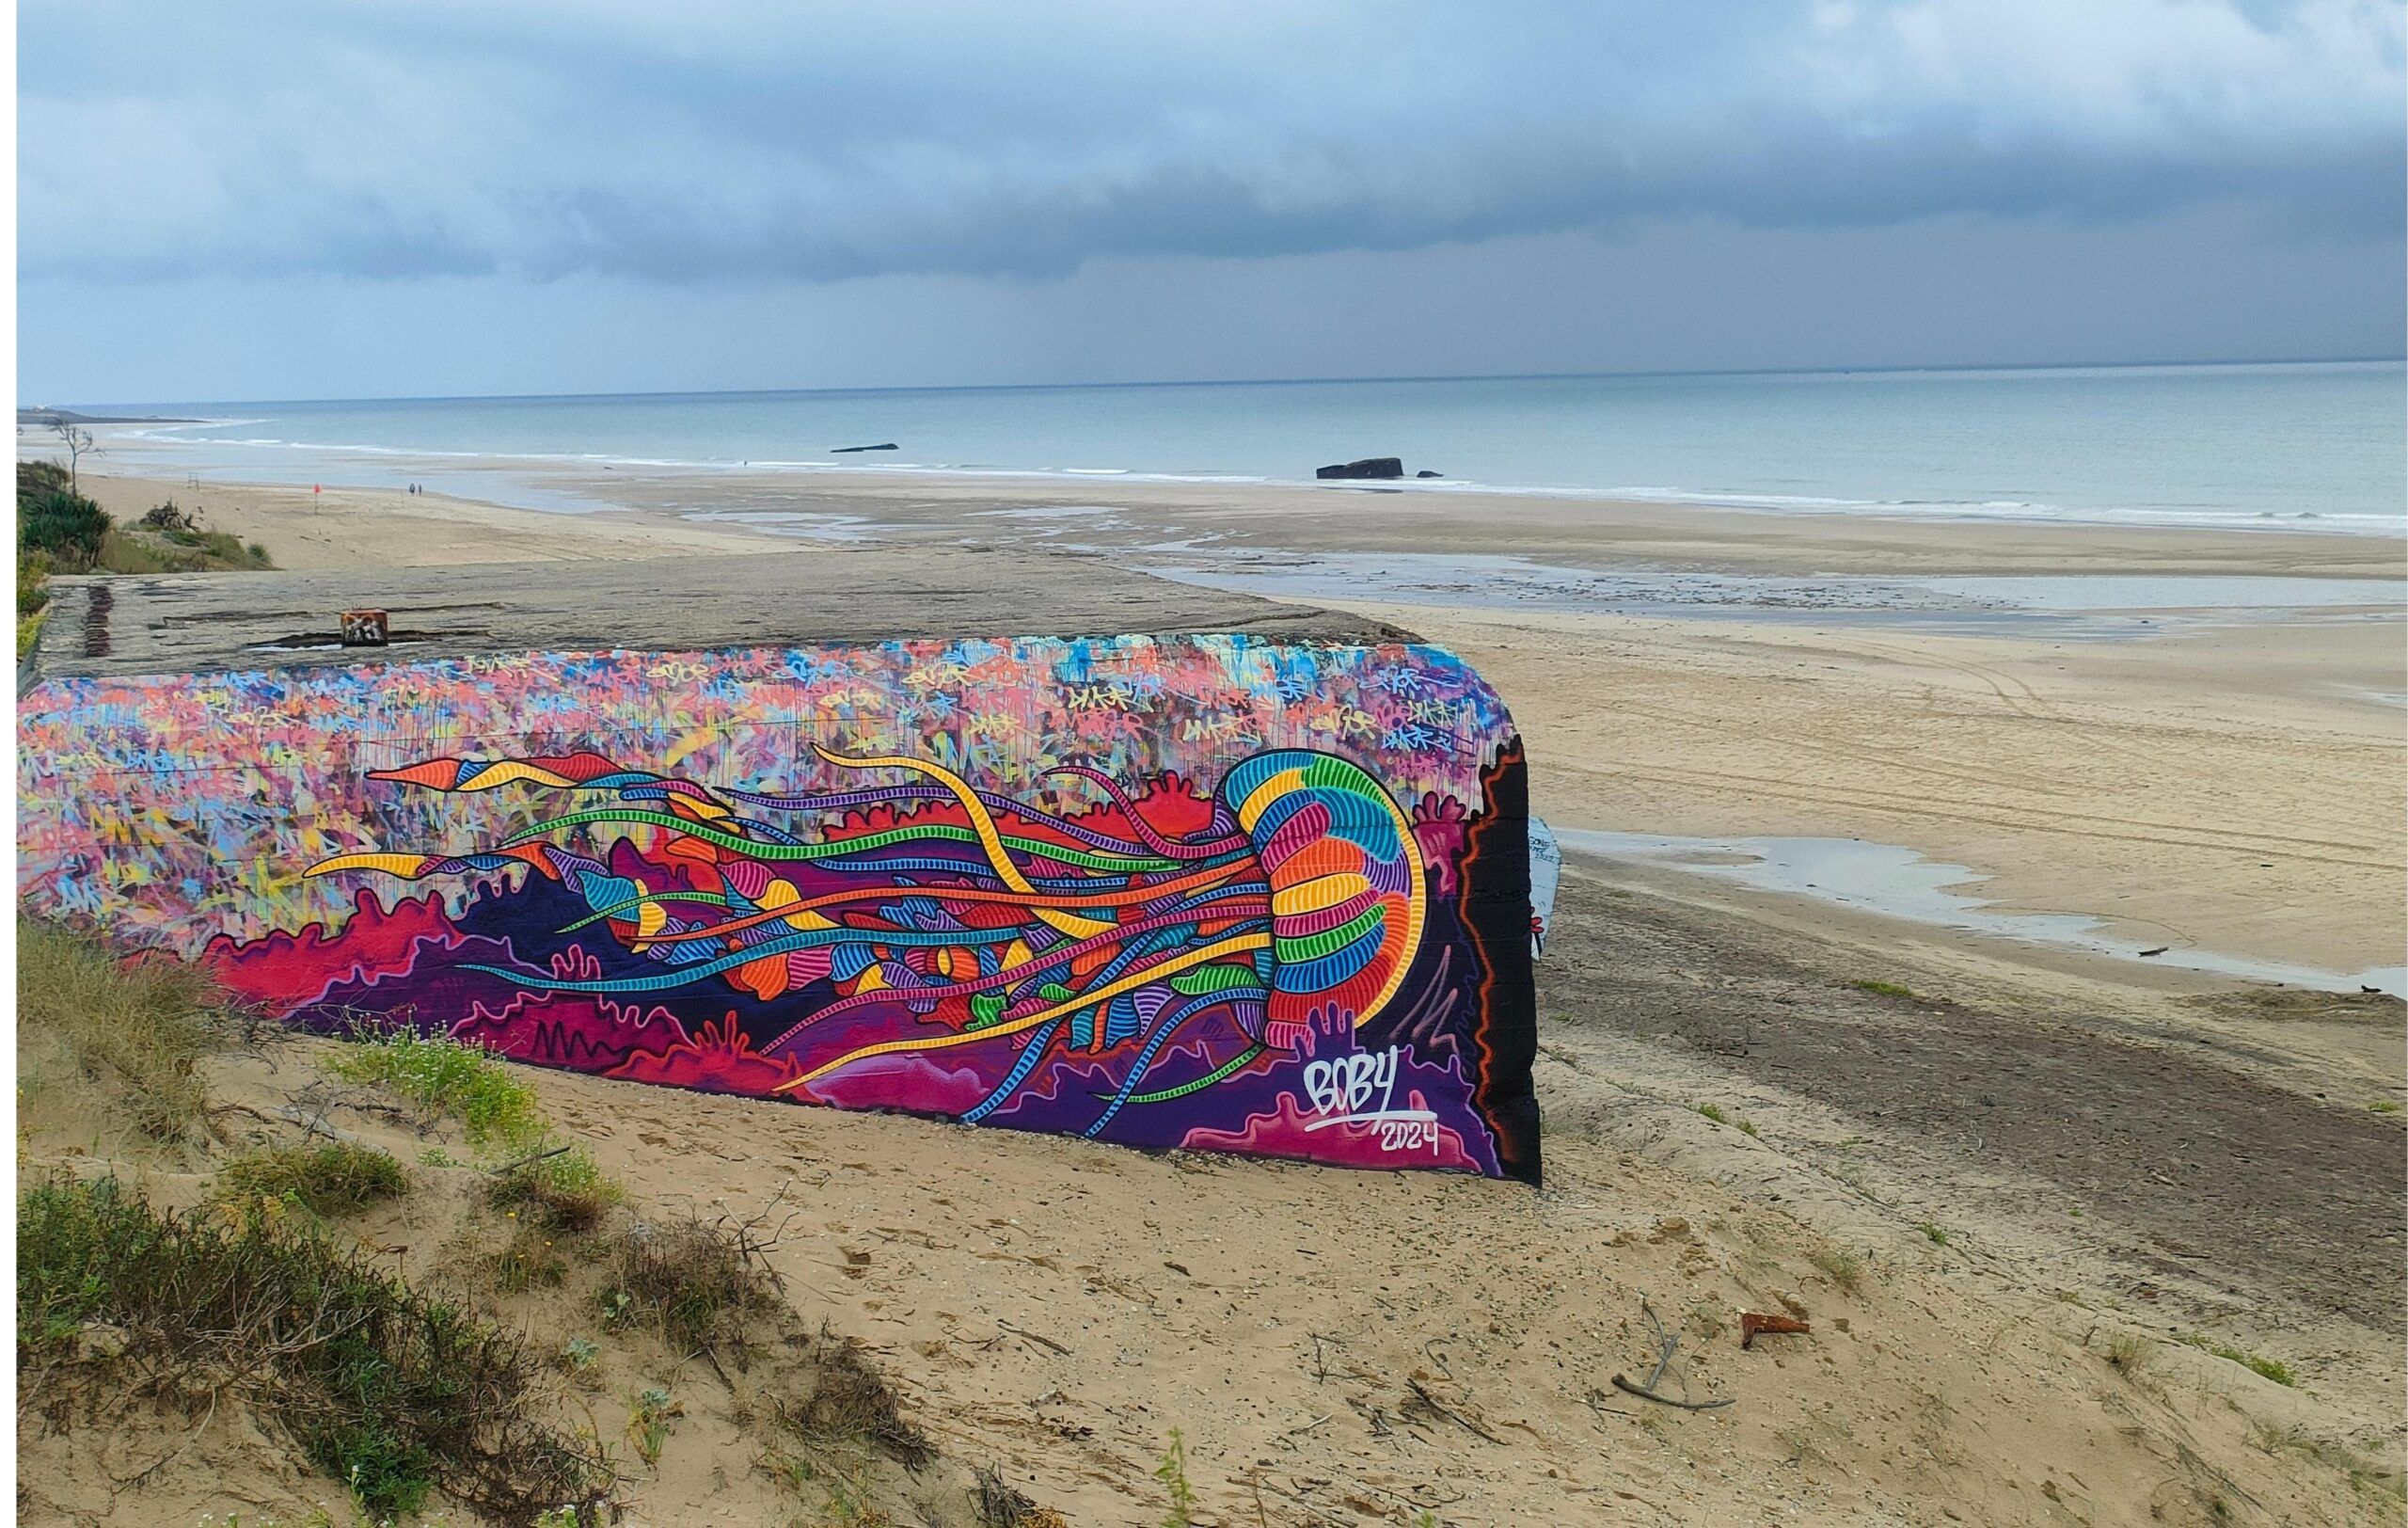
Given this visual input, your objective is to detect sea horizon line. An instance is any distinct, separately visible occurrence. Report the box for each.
[40,353,2406,416]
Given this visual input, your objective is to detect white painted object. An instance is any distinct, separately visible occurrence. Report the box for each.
[1529,817,1561,960]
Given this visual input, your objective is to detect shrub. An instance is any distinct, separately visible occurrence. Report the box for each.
[17,458,70,507]
[217,1142,410,1218]
[779,1327,934,1470]
[1155,1429,1197,1528]
[487,1146,622,1234]
[141,499,200,537]
[96,528,179,573]
[18,548,51,616]
[20,487,112,569]
[197,528,274,568]
[20,1175,596,1519]
[599,1215,769,1352]
[17,548,50,659]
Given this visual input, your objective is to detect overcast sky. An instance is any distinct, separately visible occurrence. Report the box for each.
[19,0,2405,404]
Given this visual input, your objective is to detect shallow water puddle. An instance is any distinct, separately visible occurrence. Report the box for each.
[674,509,878,542]
[1149,554,2402,638]
[1554,828,2406,997]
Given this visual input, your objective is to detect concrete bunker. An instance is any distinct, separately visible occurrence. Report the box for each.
[17,549,1540,1182]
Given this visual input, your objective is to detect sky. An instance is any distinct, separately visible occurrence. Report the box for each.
[18,0,2406,404]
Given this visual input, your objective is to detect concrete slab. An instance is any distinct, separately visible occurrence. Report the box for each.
[29,548,1418,681]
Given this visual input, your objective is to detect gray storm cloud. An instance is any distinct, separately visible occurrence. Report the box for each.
[20,0,2405,285]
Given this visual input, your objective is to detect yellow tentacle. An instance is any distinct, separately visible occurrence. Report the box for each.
[814,745,1111,940]
[772,931,1270,1093]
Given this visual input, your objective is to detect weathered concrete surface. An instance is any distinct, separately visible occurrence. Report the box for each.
[30,548,1419,681]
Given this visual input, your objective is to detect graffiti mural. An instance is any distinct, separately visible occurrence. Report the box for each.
[17,635,1539,1181]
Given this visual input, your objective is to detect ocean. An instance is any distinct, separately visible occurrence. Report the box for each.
[62,358,2407,533]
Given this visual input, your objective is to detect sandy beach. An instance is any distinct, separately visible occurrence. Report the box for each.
[24,454,2407,1523]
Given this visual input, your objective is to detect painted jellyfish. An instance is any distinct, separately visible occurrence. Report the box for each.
[307,745,1426,1136]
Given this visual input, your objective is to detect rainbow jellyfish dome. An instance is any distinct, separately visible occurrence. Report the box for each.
[1222,750,1427,1050]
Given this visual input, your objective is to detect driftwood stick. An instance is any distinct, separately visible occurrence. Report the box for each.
[996,1320,1070,1356]
[484,1143,573,1176]
[1405,1378,1502,1443]
[1610,1375,1735,1410]
[268,1104,375,1146]
[1608,1299,1735,1410]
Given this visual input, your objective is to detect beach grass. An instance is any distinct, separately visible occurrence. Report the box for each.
[17,917,238,1140]
[1849,979,1923,1000]
[20,1172,595,1519]
[2181,1333,2296,1387]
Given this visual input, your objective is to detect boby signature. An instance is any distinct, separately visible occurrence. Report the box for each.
[1298,1045,1439,1154]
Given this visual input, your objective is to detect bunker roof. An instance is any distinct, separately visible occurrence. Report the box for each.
[24,548,1419,685]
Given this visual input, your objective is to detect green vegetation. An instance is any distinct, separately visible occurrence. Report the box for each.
[597,1212,771,1352]
[19,931,968,1526]
[19,1174,594,1520]
[21,488,112,569]
[758,1316,937,1524]
[2252,1421,2407,1501]
[1810,1246,1865,1296]
[217,1142,410,1218]
[135,498,274,569]
[18,545,51,657]
[14,464,274,584]
[330,1028,547,1150]
[2100,1333,2151,1374]
[488,1144,622,1233]
[1849,979,1922,1000]
[90,522,274,575]
[2180,1332,2296,1387]
[1154,1428,1198,1528]
[335,1028,627,1306]
[1695,1102,1762,1138]
[2369,1100,2401,1114]
[18,916,235,1140]
[627,1386,677,1467]
[19,458,71,503]
[19,460,110,569]
[1917,1220,1952,1247]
